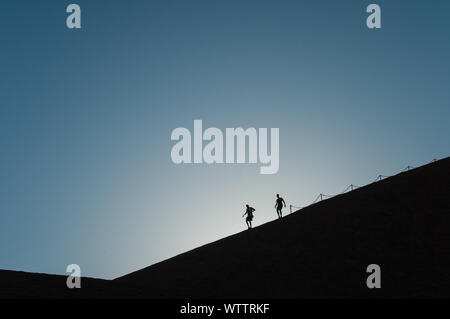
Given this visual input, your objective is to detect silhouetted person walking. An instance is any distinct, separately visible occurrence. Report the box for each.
[275,194,286,218]
[242,204,255,229]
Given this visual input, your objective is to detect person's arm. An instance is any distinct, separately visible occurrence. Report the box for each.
[283,198,286,207]
[242,211,247,218]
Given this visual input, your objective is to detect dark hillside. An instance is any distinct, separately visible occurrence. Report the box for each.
[116,158,450,298]
[2,158,449,298]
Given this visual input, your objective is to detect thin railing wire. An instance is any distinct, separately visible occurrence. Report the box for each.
[289,158,439,214]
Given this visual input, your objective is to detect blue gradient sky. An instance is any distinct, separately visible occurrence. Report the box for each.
[1,0,449,279]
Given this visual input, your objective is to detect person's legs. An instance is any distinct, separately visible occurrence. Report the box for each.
[277,207,282,218]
